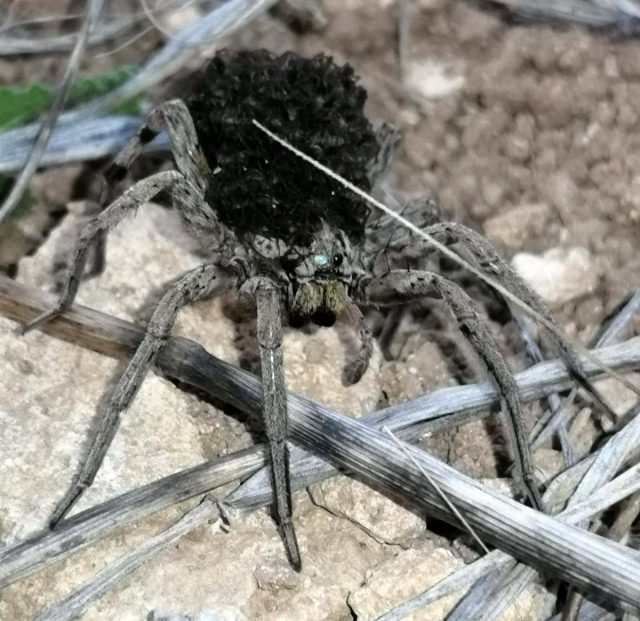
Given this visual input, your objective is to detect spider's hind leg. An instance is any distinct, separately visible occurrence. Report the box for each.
[357,270,545,511]
[422,221,616,421]
[368,122,401,189]
[22,100,220,335]
[87,99,217,279]
[104,99,208,197]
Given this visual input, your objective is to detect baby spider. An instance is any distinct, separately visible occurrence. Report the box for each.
[22,49,613,571]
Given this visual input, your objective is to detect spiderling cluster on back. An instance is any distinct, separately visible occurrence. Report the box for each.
[21,48,614,573]
[186,49,379,245]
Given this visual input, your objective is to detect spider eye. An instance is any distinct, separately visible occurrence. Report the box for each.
[333,253,344,266]
[313,254,329,267]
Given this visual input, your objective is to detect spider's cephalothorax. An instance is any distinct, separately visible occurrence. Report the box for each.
[24,48,614,574]
[286,221,354,327]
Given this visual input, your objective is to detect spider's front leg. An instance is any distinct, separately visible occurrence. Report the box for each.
[356,269,545,511]
[48,262,231,527]
[243,277,301,571]
[342,303,374,386]
[422,221,616,421]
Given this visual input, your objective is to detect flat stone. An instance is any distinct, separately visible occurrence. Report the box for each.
[512,247,599,308]
[1,202,386,620]
[309,477,427,546]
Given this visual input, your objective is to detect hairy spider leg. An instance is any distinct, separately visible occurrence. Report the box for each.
[83,100,218,281]
[106,99,221,240]
[368,122,401,188]
[421,221,617,422]
[48,263,231,527]
[357,270,545,511]
[252,278,302,570]
[342,303,374,386]
[21,100,225,335]
[20,170,182,334]
[20,100,238,528]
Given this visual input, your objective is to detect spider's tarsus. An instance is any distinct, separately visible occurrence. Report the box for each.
[49,486,83,529]
[572,372,618,423]
[343,361,366,386]
[280,520,302,572]
[18,308,63,336]
[524,477,545,513]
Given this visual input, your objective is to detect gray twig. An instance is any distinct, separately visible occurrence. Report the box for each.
[531,288,640,449]
[0,0,277,179]
[375,441,640,621]
[491,0,640,30]
[466,366,640,617]
[0,116,167,174]
[374,554,516,621]
[0,16,133,55]
[514,315,573,465]
[66,0,279,122]
[0,0,105,225]
[34,497,221,621]
[0,444,265,588]
[52,377,640,616]
[383,426,490,555]
[3,276,640,615]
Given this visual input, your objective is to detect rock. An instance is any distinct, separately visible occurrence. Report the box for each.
[511,247,599,308]
[542,172,579,221]
[593,373,640,421]
[1,202,384,619]
[484,203,554,252]
[309,477,426,546]
[533,449,564,483]
[380,342,455,406]
[347,540,465,620]
[149,608,248,621]
[569,407,599,460]
[348,539,551,621]
[404,60,465,100]
[438,419,500,480]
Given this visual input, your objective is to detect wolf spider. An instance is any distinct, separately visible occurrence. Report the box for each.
[22,49,611,571]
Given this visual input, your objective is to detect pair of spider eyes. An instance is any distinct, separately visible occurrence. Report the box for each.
[313,253,344,268]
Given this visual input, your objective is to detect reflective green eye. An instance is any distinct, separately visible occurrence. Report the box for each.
[313,254,329,267]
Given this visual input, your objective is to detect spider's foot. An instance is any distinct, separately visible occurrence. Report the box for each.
[573,371,617,423]
[48,504,70,530]
[280,520,302,572]
[524,477,545,513]
[48,485,83,529]
[343,359,367,386]
[18,307,64,336]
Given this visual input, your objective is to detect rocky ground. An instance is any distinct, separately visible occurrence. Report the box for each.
[1,1,640,620]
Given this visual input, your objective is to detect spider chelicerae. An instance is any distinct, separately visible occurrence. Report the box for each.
[22,49,613,571]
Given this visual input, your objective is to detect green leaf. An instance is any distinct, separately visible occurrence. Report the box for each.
[67,64,139,108]
[0,83,52,131]
[0,65,141,132]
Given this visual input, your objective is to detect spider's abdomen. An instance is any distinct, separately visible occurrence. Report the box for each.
[185,49,378,246]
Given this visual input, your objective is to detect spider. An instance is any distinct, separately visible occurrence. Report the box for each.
[21,49,612,571]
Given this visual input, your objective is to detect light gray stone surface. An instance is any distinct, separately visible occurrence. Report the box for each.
[1,203,548,620]
[309,477,427,547]
[0,202,407,620]
[348,539,465,621]
[484,203,555,252]
[511,247,599,308]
